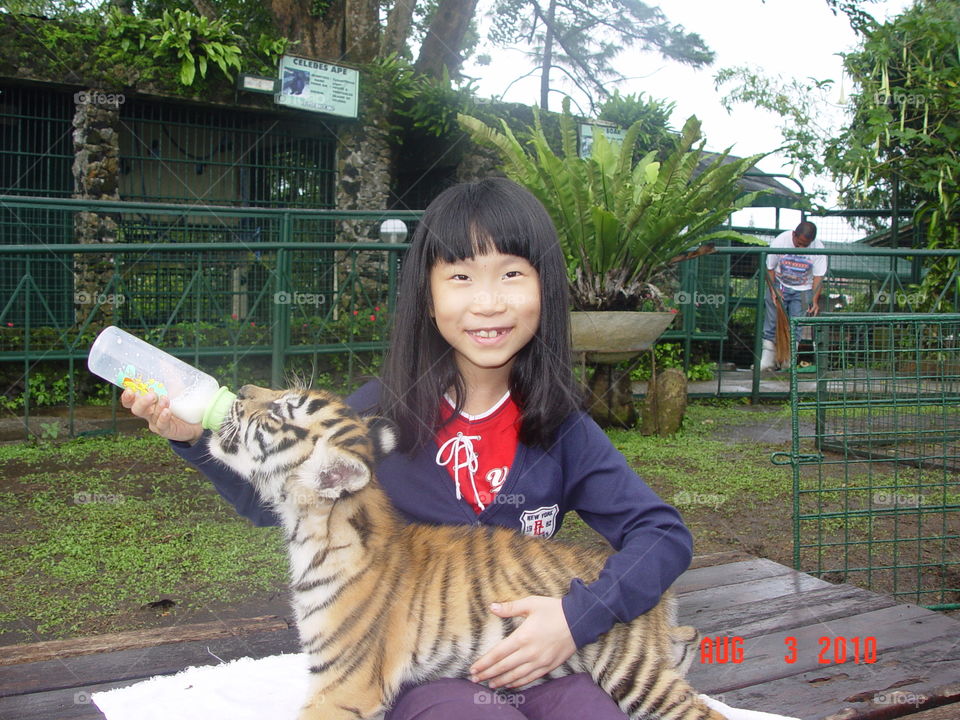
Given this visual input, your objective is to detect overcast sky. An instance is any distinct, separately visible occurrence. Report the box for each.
[461,0,915,223]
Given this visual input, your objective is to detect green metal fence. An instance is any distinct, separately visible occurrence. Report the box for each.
[0,195,420,439]
[5,194,960,438]
[701,243,960,399]
[780,313,960,610]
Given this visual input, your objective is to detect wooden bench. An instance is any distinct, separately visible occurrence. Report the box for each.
[2,552,958,719]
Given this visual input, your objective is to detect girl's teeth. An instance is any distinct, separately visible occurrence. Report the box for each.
[474,330,500,338]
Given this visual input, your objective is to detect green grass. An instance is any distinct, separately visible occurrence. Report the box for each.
[0,432,286,638]
[607,410,791,511]
[558,401,796,544]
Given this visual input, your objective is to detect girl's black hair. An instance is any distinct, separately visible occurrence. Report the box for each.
[379,177,583,453]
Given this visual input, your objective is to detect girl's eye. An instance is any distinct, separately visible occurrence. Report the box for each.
[452,273,470,281]
[504,270,523,279]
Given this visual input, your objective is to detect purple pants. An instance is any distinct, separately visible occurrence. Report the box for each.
[384,673,629,720]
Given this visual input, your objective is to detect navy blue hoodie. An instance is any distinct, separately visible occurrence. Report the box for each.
[171,380,693,649]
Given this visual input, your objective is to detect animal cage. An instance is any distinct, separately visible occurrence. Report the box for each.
[785,313,960,609]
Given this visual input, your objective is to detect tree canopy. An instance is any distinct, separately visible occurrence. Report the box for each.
[5,0,711,115]
[719,0,959,308]
[719,0,959,227]
[488,0,713,111]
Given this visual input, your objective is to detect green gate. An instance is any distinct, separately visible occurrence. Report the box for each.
[780,313,960,609]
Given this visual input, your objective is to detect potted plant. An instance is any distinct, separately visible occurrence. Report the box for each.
[459,100,766,425]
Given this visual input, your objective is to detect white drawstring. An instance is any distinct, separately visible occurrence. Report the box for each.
[435,432,485,511]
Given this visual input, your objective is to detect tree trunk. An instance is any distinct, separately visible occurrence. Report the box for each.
[268,0,337,60]
[539,0,556,110]
[415,0,479,78]
[345,0,382,61]
[190,0,218,20]
[381,0,416,57]
[268,0,379,62]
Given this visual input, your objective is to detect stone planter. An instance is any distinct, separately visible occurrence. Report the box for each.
[570,311,677,428]
[570,311,677,363]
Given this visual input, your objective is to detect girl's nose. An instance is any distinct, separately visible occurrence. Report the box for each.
[471,290,507,314]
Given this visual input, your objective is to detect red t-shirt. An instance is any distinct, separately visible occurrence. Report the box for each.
[435,392,521,513]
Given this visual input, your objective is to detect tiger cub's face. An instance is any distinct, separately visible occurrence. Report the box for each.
[209,385,396,506]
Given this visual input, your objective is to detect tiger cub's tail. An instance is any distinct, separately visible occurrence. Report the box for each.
[618,666,726,720]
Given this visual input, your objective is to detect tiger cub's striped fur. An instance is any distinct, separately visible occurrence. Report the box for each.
[209,385,723,720]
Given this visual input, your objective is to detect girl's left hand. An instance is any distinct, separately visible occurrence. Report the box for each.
[469,596,576,689]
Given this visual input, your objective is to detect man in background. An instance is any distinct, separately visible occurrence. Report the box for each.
[759,221,827,371]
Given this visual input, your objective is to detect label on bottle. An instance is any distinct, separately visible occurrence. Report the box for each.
[116,364,168,396]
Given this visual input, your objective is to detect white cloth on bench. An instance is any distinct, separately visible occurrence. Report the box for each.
[92,652,801,720]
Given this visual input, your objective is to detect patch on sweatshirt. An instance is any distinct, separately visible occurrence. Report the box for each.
[519,504,559,538]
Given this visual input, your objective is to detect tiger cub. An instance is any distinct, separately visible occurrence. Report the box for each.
[209,385,723,720]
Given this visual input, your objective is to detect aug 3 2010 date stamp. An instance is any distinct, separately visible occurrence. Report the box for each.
[698,636,878,664]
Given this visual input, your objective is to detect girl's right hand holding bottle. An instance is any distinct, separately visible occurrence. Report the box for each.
[121,389,204,444]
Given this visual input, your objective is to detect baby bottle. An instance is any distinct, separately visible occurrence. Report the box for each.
[87,326,236,431]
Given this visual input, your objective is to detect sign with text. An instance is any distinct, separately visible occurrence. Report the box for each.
[275,55,359,118]
[578,123,627,158]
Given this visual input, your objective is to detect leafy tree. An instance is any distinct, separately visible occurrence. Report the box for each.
[719,0,960,308]
[828,1,959,222]
[487,0,713,111]
[833,0,960,308]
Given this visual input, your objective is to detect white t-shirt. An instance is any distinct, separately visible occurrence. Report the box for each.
[766,230,828,291]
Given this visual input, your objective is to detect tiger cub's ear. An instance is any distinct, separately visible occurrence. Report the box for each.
[366,416,398,460]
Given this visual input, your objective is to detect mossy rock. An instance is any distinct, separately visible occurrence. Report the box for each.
[640,367,687,436]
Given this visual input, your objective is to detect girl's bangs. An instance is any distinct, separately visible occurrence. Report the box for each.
[421,185,547,268]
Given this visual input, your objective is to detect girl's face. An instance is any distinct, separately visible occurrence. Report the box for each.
[429,251,541,388]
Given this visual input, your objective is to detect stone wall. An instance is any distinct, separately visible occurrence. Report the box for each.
[72,89,122,327]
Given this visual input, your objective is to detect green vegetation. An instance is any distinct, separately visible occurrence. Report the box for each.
[607,403,790,508]
[717,0,960,309]
[627,342,717,382]
[459,100,766,311]
[2,9,287,97]
[0,432,286,638]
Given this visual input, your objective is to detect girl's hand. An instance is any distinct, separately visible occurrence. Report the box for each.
[121,389,203,444]
[469,596,576,689]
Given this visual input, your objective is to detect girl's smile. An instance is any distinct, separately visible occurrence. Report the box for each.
[467,327,512,343]
[430,251,541,389]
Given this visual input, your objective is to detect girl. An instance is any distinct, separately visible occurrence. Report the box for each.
[123,177,693,720]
